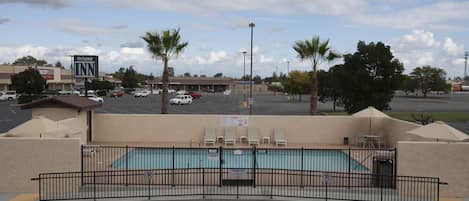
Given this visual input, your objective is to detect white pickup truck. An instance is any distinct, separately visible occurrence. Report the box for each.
[0,91,17,101]
[134,90,150,97]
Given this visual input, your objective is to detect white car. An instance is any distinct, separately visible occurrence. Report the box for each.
[168,89,176,94]
[170,95,192,105]
[0,91,17,101]
[87,95,104,103]
[176,90,188,95]
[134,90,150,97]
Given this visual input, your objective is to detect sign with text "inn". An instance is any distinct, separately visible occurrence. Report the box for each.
[73,55,98,78]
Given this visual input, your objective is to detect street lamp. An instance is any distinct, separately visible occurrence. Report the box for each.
[465,51,468,82]
[286,60,290,74]
[242,51,247,102]
[249,22,255,115]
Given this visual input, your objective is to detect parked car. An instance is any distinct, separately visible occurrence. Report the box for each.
[176,90,188,95]
[0,91,17,101]
[185,91,202,99]
[169,95,192,105]
[168,89,176,94]
[110,91,124,98]
[134,90,150,97]
[87,95,104,103]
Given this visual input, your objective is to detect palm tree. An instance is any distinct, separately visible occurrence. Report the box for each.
[142,29,188,114]
[293,36,339,115]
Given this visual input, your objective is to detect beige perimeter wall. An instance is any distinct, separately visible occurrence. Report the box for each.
[93,114,376,146]
[397,141,469,198]
[0,138,81,193]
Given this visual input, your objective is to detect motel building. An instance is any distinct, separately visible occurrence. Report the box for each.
[0,64,122,92]
[0,64,73,91]
[148,77,234,92]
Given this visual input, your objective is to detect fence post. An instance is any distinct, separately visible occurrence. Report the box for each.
[38,174,41,201]
[393,148,397,189]
[219,146,223,187]
[325,177,328,201]
[148,172,151,200]
[300,147,304,188]
[253,146,256,188]
[81,145,84,186]
[202,168,205,199]
[93,171,96,201]
[348,148,351,188]
[437,178,440,201]
[270,168,273,199]
[172,146,175,187]
[125,145,128,186]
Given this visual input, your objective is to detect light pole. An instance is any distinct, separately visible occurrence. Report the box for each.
[249,22,255,115]
[465,51,468,82]
[242,51,247,102]
[287,60,290,74]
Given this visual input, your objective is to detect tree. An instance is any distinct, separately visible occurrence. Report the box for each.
[317,68,343,111]
[113,67,126,81]
[13,56,48,66]
[253,75,262,84]
[54,61,64,68]
[214,73,223,77]
[337,41,404,113]
[86,79,114,91]
[410,66,449,97]
[122,67,138,88]
[10,67,46,103]
[142,28,188,114]
[293,36,340,115]
[399,74,418,96]
[282,70,311,101]
[184,72,191,77]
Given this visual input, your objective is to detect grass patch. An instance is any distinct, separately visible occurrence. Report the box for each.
[326,111,469,122]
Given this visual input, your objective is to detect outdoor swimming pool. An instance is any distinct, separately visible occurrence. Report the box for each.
[112,148,368,171]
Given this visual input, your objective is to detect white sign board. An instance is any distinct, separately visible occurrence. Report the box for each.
[221,116,248,127]
[228,169,247,177]
[73,55,98,78]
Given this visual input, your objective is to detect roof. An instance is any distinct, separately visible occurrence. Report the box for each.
[21,95,101,110]
[352,106,389,118]
[148,77,234,85]
[406,121,469,142]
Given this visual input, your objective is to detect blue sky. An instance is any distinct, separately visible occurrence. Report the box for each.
[0,0,468,78]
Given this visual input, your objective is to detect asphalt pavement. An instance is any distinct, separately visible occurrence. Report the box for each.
[1,92,469,134]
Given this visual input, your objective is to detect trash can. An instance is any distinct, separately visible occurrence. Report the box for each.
[372,151,396,188]
[343,137,349,145]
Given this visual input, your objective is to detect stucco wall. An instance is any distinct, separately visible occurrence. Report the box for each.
[397,141,469,197]
[32,108,88,143]
[93,114,377,145]
[382,118,421,147]
[32,107,79,121]
[0,138,81,193]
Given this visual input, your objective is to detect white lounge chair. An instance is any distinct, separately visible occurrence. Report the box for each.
[274,128,287,146]
[204,128,216,146]
[224,127,236,145]
[248,127,259,146]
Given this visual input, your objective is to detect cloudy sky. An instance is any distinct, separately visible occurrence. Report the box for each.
[0,0,468,78]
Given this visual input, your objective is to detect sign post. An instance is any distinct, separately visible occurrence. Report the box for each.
[72,55,98,96]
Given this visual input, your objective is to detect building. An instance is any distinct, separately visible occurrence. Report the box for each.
[0,65,73,91]
[148,77,234,92]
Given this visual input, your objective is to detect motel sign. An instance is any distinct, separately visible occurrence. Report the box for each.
[73,55,98,78]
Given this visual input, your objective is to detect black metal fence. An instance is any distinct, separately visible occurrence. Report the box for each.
[82,145,397,177]
[37,168,441,201]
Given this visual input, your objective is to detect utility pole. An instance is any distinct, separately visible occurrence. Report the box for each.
[465,51,468,83]
[242,51,247,103]
[249,22,255,115]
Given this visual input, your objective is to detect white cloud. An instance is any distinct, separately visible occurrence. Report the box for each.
[443,37,464,57]
[389,30,466,76]
[392,30,440,50]
[0,0,71,9]
[51,19,129,35]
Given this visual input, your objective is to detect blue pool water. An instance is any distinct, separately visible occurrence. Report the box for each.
[112,149,368,171]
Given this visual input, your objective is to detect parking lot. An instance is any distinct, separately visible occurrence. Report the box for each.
[1,92,469,133]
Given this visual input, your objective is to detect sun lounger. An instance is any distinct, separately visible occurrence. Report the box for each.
[248,127,259,145]
[224,127,236,145]
[204,128,216,146]
[274,128,287,146]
